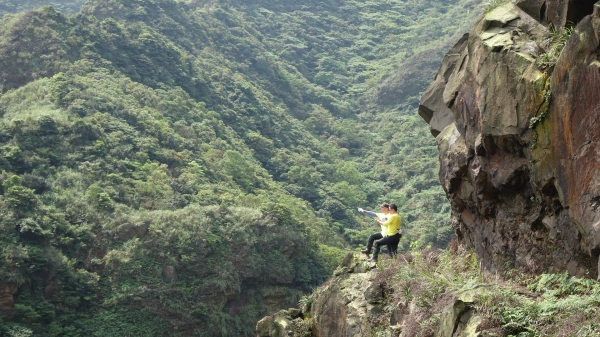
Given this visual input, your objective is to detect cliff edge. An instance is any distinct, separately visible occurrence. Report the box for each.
[419,0,600,279]
[256,252,489,337]
[256,250,600,336]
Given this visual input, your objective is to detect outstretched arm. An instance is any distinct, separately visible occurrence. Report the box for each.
[357,208,377,217]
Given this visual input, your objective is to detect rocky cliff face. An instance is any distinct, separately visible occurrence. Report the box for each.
[419,0,600,278]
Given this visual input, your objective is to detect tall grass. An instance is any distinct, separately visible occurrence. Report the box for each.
[372,243,485,336]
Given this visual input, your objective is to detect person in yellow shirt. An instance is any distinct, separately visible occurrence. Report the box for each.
[369,203,401,262]
[358,203,390,256]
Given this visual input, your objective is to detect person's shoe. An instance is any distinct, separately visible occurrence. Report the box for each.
[361,249,371,255]
[367,258,377,262]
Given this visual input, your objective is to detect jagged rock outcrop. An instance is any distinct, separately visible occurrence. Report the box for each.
[256,253,487,337]
[257,253,378,337]
[419,0,600,278]
[310,254,378,337]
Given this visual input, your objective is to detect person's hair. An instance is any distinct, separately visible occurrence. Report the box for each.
[381,203,389,208]
[389,204,398,211]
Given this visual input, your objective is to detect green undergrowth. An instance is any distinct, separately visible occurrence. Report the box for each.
[0,0,483,335]
[372,243,600,337]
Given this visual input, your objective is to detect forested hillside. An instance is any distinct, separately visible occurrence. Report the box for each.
[0,0,480,335]
[0,0,83,15]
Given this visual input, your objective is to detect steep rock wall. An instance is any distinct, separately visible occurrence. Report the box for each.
[420,0,600,278]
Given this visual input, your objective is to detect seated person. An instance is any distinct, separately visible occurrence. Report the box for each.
[357,203,389,256]
[369,203,401,262]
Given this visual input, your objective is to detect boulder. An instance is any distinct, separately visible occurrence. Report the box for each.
[162,265,178,282]
[288,308,302,319]
[116,221,150,242]
[363,282,383,304]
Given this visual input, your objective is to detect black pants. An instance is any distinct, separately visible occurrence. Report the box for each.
[365,232,383,252]
[373,234,401,260]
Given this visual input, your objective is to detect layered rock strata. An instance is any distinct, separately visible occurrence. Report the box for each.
[419,0,600,278]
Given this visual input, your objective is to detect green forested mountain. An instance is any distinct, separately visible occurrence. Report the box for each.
[0,0,480,335]
[0,0,84,15]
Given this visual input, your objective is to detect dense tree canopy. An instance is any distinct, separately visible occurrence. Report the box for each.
[0,0,84,15]
[0,0,481,335]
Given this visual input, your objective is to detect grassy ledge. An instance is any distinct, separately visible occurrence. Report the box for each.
[370,242,600,337]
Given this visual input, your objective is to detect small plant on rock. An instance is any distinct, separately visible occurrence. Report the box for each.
[298,294,314,313]
[529,83,552,148]
[537,24,574,69]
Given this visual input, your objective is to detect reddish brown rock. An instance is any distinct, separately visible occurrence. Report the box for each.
[516,0,598,28]
[420,1,600,277]
[542,4,600,258]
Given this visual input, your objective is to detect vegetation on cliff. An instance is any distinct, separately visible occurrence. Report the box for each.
[367,246,600,336]
[0,0,480,335]
[274,248,600,337]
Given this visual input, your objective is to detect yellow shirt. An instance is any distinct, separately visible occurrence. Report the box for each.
[381,213,401,236]
[376,212,389,234]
